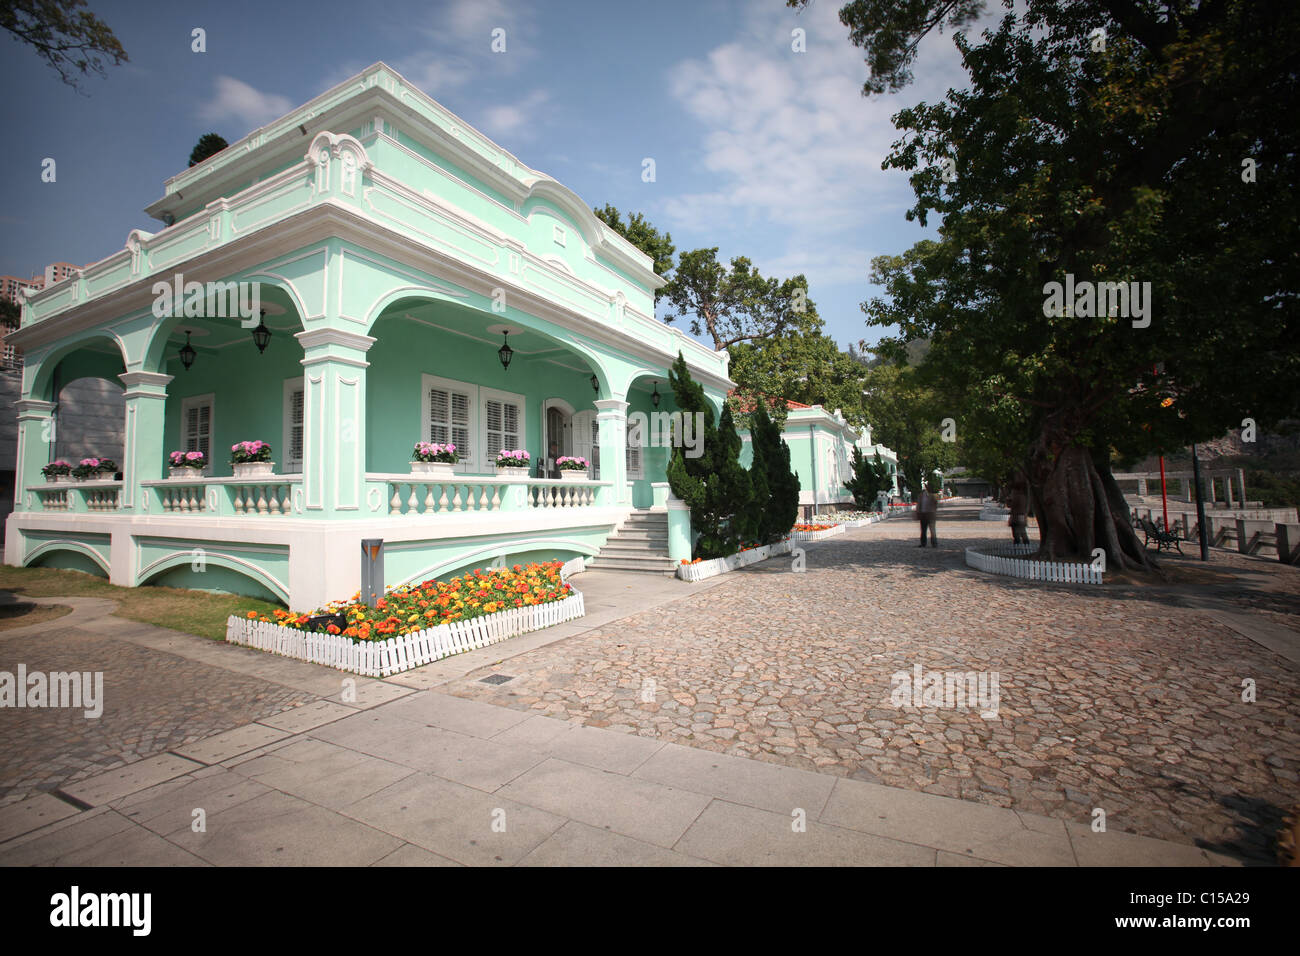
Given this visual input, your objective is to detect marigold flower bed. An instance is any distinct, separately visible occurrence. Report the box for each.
[244,561,573,642]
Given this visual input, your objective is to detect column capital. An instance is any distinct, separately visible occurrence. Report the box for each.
[594,398,629,418]
[14,399,56,418]
[296,328,376,368]
[119,371,173,398]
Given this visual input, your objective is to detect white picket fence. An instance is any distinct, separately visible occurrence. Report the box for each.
[677,540,793,582]
[964,545,1103,585]
[226,587,586,677]
[790,524,848,543]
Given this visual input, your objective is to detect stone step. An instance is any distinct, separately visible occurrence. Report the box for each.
[586,555,678,574]
[600,543,671,558]
[609,529,669,542]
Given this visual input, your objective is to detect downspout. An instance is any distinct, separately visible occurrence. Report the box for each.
[809,424,817,518]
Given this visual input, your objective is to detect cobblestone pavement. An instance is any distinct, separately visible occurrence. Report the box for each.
[0,625,317,807]
[446,506,1300,864]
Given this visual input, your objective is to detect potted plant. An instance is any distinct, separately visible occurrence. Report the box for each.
[168,450,208,478]
[231,440,274,478]
[556,455,590,482]
[41,460,72,483]
[495,449,530,476]
[72,457,117,481]
[411,441,458,480]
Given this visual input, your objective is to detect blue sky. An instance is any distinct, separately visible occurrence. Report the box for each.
[0,0,974,350]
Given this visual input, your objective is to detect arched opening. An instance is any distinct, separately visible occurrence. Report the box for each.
[30,335,129,474]
[624,371,679,508]
[147,282,306,477]
[364,296,608,477]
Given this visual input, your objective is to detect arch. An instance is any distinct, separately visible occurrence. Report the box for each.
[23,540,110,576]
[140,274,308,373]
[136,550,289,604]
[395,536,601,588]
[26,331,130,402]
[617,366,671,400]
[522,180,608,251]
[364,285,616,395]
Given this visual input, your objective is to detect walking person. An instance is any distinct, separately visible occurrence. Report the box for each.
[917,481,939,547]
[1007,477,1030,545]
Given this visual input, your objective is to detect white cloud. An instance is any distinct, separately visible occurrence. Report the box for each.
[479,89,550,139]
[661,2,973,299]
[198,76,295,132]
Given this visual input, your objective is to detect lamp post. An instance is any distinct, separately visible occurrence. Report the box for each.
[1191,444,1209,561]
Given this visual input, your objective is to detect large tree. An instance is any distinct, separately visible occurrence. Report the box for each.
[728,321,870,427]
[189,133,229,168]
[861,361,957,498]
[663,248,817,351]
[805,0,1300,568]
[0,0,126,90]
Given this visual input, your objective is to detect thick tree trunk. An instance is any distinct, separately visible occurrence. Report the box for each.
[1026,438,1152,572]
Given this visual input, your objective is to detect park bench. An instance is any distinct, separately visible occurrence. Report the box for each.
[1139,516,1183,554]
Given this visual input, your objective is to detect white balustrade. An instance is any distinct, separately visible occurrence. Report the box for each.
[386,480,506,516]
[83,486,122,511]
[526,482,598,509]
[36,488,70,511]
[159,484,207,513]
[232,482,294,515]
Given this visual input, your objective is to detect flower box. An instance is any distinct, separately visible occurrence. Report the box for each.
[677,540,793,582]
[169,467,203,480]
[412,461,456,480]
[495,465,529,477]
[495,450,531,472]
[560,470,589,483]
[556,456,590,481]
[233,462,275,478]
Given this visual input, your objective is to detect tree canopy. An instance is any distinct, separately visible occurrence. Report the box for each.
[189,133,229,168]
[0,0,127,90]
[808,0,1299,567]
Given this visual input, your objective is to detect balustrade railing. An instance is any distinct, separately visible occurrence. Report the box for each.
[369,474,609,516]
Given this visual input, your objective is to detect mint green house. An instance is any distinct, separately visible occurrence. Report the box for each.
[4,63,731,610]
[739,402,899,512]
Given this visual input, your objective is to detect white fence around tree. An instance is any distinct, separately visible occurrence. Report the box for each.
[964,544,1103,585]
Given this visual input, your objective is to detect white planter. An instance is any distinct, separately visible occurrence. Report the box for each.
[169,467,203,480]
[411,461,455,480]
[46,474,71,484]
[495,465,529,477]
[559,470,588,482]
[233,461,275,478]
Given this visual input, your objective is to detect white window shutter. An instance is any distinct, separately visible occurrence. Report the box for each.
[289,389,304,467]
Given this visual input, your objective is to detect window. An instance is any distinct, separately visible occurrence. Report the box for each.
[553,224,566,247]
[572,410,598,480]
[483,389,522,462]
[180,394,214,474]
[283,378,304,473]
[421,375,525,473]
[626,421,643,479]
[424,374,475,468]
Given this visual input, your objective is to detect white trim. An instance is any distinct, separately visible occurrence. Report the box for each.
[179,392,215,476]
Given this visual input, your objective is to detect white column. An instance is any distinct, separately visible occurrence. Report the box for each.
[595,397,629,506]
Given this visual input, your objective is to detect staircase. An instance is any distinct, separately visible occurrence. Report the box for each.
[587,509,676,575]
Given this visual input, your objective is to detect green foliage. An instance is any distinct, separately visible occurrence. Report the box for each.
[748,402,801,543]
[728,323,870,429]
[665,352,752,558]
[189,133,229,168]
[823,0,1299,564]
[593,205,676,296]
[663,248,817,351]
[0,0,128,90]
[845,447,892,508]
[861,362,957,495]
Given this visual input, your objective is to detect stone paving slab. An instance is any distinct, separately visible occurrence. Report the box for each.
[497,757,713,848]
[62,753,204,807]
[518,819,716,867]
[174,722,292,765]
[110,769,272,835]
[675,799,937,867]
[351,723,547,793]
[820,776,1078,867]
[164,790,403,867]
[257,699,357,734]
[230,740,416,810]
[1065,821,1240,866]
[633,742,837,817]
[0,793,79,843]
[375,689,533,738]
[340,771,568,866]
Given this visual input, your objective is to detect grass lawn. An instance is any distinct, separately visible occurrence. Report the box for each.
[0,565,283,641]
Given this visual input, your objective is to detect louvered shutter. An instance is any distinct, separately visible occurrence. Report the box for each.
[429,385,472,463]
[288,388,304,470]
[184,403,211,457]
[484,397,521,462]
[626,421,642,478]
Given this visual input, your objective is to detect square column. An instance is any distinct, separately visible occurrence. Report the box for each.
[595,398,629,506]
[119,372,173,514]
[296,328,374,517]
